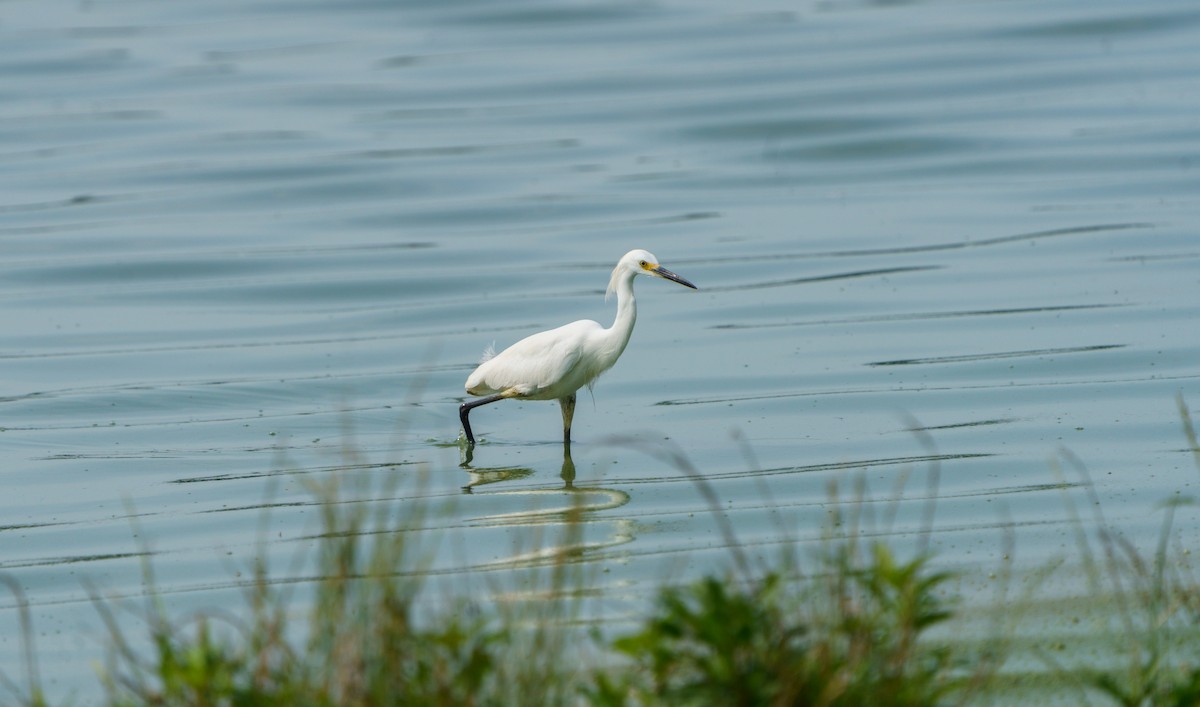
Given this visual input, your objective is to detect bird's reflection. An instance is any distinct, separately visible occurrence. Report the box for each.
[460,443,576,493]
[457,444,633,564]
[459,463,534,493]
[559,445,576,489]
[456,439,604,499]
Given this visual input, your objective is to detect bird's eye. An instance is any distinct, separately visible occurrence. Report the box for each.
[638,260,647,267]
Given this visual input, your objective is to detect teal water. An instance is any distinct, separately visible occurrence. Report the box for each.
[2,0,1199,698]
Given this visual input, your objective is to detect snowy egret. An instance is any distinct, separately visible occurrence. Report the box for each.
[459,249,697,445]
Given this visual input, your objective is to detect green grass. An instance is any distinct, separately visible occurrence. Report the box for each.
[90,473,588,707]
[3,396,1200,705]
[1042,398,1200,706]
[591,546,967,707]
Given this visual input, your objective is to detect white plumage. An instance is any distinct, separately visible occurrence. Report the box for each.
[459,249,697,445]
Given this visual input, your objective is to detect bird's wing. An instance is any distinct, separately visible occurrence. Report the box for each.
[466,320,599,398]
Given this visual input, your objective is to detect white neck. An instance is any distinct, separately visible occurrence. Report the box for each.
[604,266,638,363]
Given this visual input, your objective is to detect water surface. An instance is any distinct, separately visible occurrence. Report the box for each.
[2,0,1199,699]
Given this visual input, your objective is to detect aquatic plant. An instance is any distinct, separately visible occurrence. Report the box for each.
[3,397,1200,706]
[0,576,47,707]
[92,472,583,707]
[592,546,964,707]
[1046,394,1200,706]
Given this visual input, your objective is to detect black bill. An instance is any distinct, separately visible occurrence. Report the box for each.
[652,265,697,289]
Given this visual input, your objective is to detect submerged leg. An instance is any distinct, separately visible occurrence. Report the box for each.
[560,446,576,489]
[459,393,505,444]
[560,394,576,446]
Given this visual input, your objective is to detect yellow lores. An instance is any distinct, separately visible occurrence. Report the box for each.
[460,249,697,446]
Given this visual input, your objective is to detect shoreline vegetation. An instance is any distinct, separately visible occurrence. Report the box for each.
[5,396,1199,706]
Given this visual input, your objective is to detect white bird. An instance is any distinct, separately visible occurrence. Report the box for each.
[460,249,697,446]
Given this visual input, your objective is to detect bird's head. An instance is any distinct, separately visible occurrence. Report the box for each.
[608,249,697,299]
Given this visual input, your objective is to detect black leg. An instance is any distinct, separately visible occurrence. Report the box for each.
[560,394,576,446]
[460,393,505,444]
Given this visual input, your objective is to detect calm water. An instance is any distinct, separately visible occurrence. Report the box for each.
[3,0,1200,698]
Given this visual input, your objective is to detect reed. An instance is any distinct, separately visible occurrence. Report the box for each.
[2,397,1199,705]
